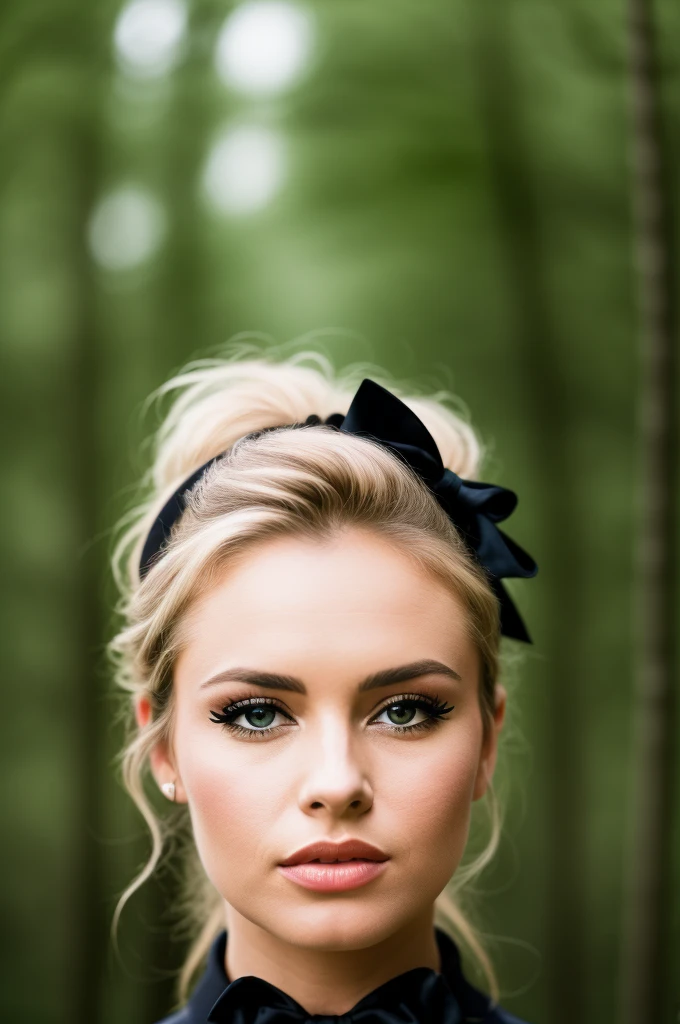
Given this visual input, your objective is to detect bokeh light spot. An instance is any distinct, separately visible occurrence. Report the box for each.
[202,125,286,216]
[214,1,313,95]
[88,186,166,270]
[114,0,187,79]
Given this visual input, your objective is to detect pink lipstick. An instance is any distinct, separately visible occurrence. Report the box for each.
[278,837,390,892]
[278,859,388,892]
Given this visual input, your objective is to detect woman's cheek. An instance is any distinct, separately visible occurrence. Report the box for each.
[402,741,479,881]
[177,732,261,883]
[176,712,481,903]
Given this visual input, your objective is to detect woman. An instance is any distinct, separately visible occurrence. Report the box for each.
[109,346,538,1023]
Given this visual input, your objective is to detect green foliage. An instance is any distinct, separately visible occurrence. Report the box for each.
[1,1,677,1023]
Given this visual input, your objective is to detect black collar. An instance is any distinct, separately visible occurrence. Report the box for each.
[180,926,505,1024]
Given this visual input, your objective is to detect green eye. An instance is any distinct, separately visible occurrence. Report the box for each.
[372,695,455,733]
[209,696,288,733]
[209,693,455,740]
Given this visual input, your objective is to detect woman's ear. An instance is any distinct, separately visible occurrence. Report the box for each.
[134,694,188,803]
[472,683,507,801]
[135,694,152,729]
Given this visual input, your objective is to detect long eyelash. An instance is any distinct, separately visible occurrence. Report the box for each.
[209,696,288,735]
[208,692,455,740]
[379,692,456,734]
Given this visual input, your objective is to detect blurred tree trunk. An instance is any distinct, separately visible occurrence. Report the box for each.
[470,5,588,1023]
[152,0,227,369]
[141,4,226,1021]
[68,24,109,1024]
[620,0,678,1021]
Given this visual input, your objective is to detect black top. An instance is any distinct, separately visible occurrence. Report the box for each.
[153,927,531,1024]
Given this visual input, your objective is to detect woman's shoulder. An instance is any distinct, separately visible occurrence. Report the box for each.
[458,994,533,1023]
[434,927,534,1024]
[491,1010,533,1024]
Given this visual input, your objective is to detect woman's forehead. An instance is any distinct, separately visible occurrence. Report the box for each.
[183,531,463,631]
[175,530,474,686]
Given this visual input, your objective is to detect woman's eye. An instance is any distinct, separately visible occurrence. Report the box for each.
[371,695,454,733]
[232,705,285,730]
[209,698,290,735]
[373,700,433,729]
[209,694,454,740]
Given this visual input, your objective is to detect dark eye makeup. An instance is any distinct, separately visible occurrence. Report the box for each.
[208,692,455,740]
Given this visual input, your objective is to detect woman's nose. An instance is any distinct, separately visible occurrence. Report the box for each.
[296,717,373,816]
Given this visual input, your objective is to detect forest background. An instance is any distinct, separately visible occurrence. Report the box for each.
[1,1,678,1023]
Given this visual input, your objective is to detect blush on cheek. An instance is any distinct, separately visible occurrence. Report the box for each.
[174,699,483,925]
[181,747,276,903]
[421,774,476,882]
[369,740,480,902]
[175,737,239,871]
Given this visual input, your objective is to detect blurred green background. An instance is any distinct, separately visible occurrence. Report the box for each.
[2,1,679,1022]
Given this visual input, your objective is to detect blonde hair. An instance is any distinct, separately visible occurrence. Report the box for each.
[108,343,510,1010]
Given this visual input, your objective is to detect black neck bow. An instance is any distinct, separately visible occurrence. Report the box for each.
[206,964,463,1024]
[139,377,537,642]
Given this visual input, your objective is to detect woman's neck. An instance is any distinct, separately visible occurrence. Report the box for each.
[223,903,442,1017]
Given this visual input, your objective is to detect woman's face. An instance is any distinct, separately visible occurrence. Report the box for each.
[141,527,505,950]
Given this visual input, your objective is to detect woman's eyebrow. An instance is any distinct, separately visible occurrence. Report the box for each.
[199,659,461,693]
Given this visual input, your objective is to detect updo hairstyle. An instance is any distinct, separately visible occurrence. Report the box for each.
[108,345,510,1006]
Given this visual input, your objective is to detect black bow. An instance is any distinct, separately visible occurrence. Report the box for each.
[207,965,463,1024]
[316,379,537,643]
[139,378,537,642]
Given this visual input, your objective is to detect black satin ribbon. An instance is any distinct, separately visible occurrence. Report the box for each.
[139,377,537,642]
[329,378,538,643]
[206,964,463,1024]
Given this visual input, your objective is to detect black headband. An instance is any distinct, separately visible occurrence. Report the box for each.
[139,378,538,642]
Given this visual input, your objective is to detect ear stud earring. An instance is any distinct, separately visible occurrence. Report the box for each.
[161,781,176,802]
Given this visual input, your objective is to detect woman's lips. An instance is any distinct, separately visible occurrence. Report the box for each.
[278,858,389,892]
